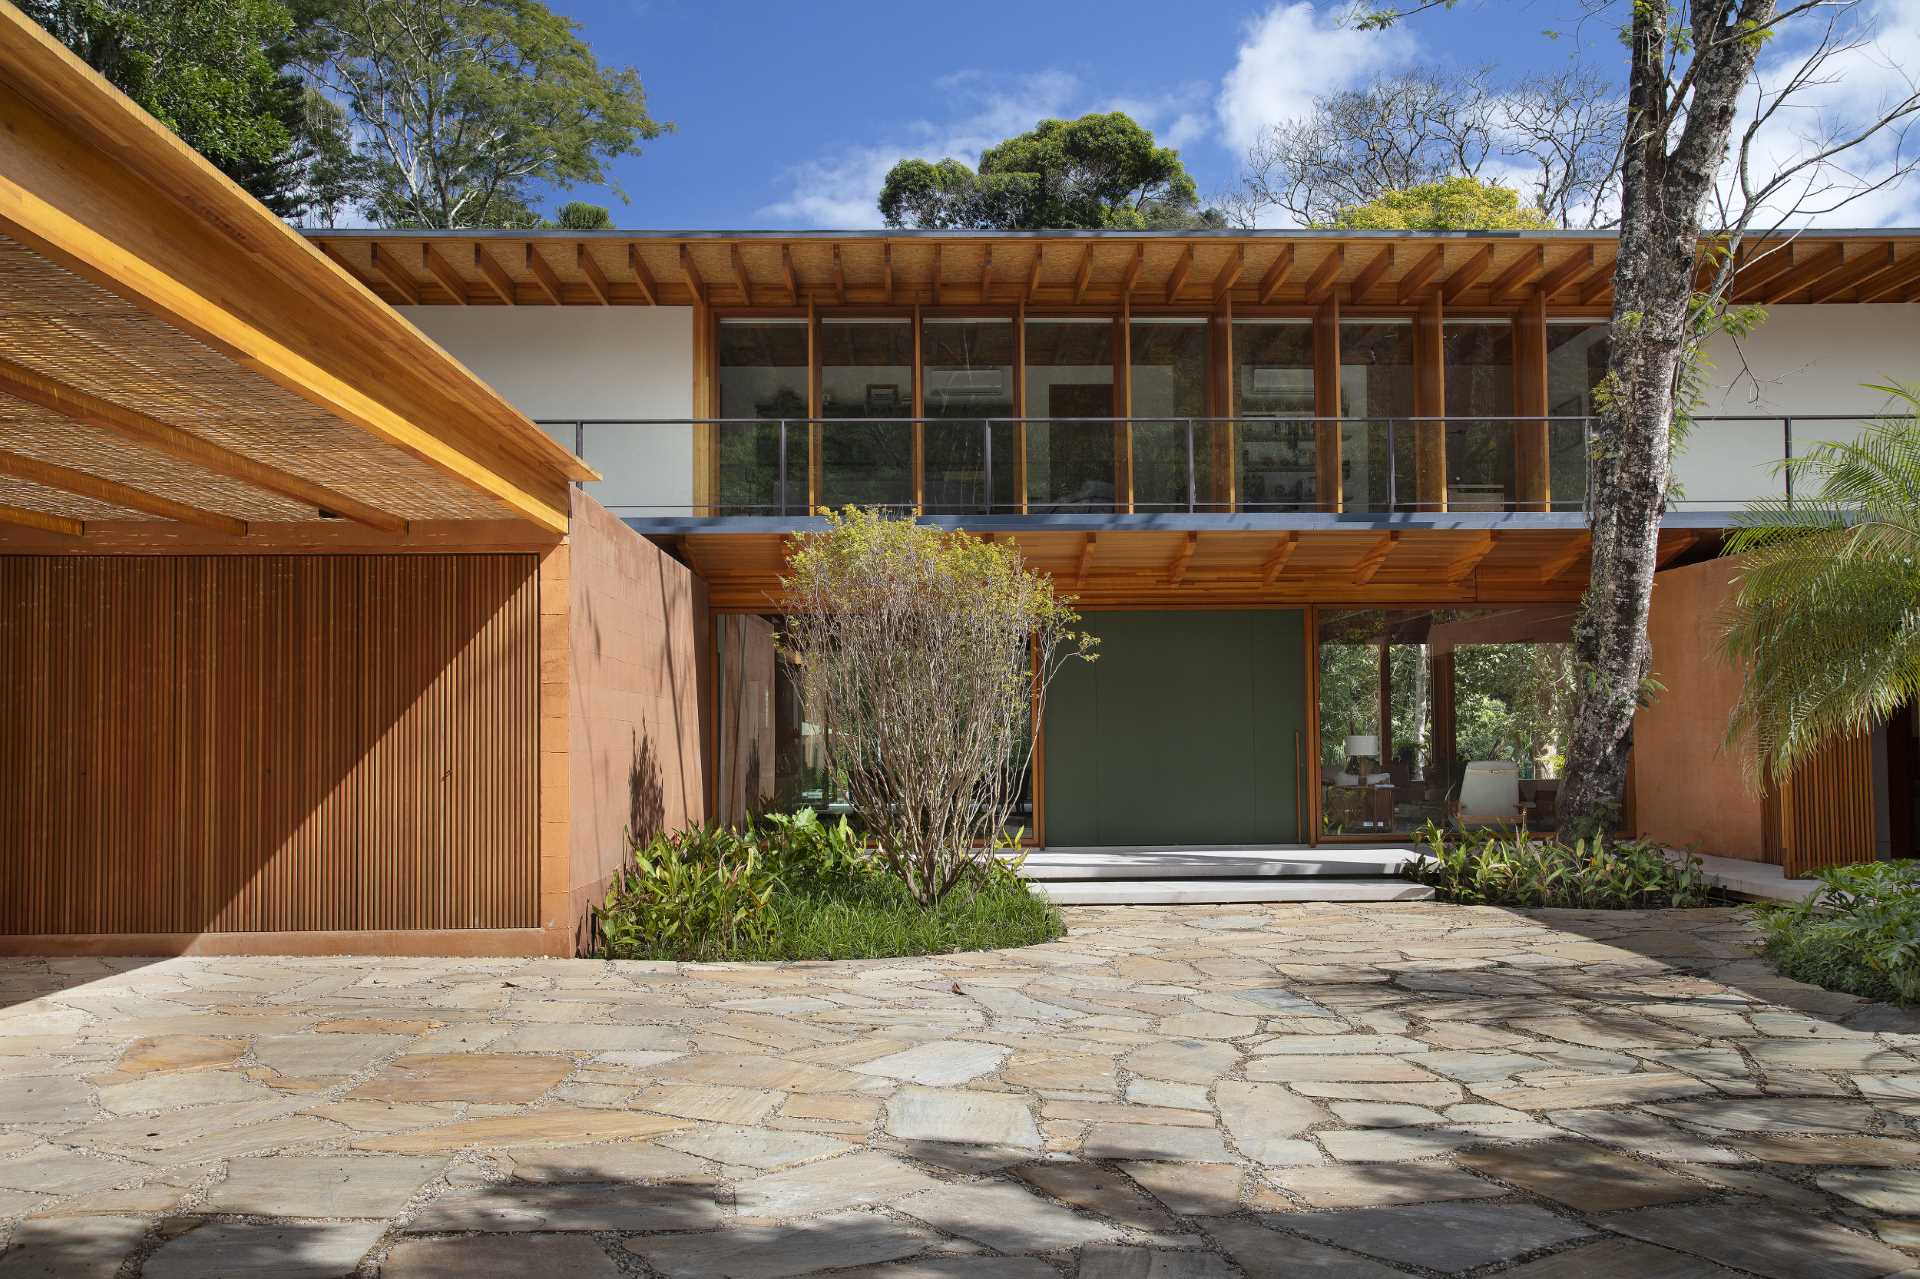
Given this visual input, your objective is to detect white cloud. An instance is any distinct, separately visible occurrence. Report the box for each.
[1215,2,1416,155]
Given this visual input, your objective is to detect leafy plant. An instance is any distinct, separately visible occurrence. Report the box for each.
[1753,861,1920,1005]
[594,825,775,962]
[1405,822,1709,909]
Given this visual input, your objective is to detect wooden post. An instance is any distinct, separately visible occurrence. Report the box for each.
[1014,302,1028,514]
[1377,637,1394,772]
[806,298,820,511]
[1116,303,1134,513]
[911,303,924,514]
[1512,289,1550,512]
[691,302,715,514]
[1213,297,1236,510]
[1313,295,1342,512]
[1413,289,1447,512]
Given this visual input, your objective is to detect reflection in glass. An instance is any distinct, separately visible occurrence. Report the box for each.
[715,320,809,514]
[1130,320,1212,510]
[1318,607,1576,837]
[922,319,1015,513]
[1443,320,1515,510]
[1234,320,1317,511]
[1338,322,1414,511]
[1547,323,1609,511]
[1025,320,1116,512]
[818,319,914,508]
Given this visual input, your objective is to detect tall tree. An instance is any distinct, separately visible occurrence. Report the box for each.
[1719,399,1920,787]
[296,0,667,229]
[22,0,354,219]
[1364,0,1920,837]
[880,112,1218,230]
[1227,66,1625,229]
[1331,176,1557,230]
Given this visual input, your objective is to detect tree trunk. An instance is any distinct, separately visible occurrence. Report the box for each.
[1558,0,1774,840]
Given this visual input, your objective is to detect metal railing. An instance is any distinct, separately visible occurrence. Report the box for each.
[536,414,1896,517]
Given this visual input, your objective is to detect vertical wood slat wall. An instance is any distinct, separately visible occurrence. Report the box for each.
[1,554,540,935]
[1763,730,1878,877]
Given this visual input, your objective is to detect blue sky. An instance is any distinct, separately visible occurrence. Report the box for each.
[544,0,1628,230]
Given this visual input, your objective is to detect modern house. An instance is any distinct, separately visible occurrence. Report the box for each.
[1,7,1915,956]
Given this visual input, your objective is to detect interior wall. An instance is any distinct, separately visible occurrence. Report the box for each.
[400,305,695,515]
[564,493,709,943]
[1632,557,1766,859]
[0,553,541,936]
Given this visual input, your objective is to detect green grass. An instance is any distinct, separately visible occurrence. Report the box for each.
[724,871,1063,962]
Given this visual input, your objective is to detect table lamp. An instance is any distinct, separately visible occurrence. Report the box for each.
[1344,735,1380,778]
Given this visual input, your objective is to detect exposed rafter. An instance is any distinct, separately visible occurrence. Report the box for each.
[1026,245,1044,301]
[472,245,516,304]
[1440,245,1492,303]
[1260,533,1297,586]
[780,245,798,305]
[1805,243,1896,304]
[1257,245,1295,303]
[1751,244,1846,302]
[1535,247,1597,300]
[369,243,420,306]
[1119,244,1143,302]
[1346,247,1394,304]
[730,245,754,304]
[1395,247,1445,302]
[525,244,564,304]
[576,245,612,305]
[1167,531,1198,585]
[1212,245,1245,302]
[1442,530,1499,580]
[1858,251,1920,303]
[1351,532,1399,584]
[1536,531,1591,582]
[830,245,846,305]
[979,246,993,302]
[1075,531,1097,588]
[628,244,658,304]
[1164,245,1195,303]
[0,355,403,531]
[1302,247,1345,303]
[1071,244,1093,303]
[681,245,708,305]
[932,243,943,305]
[1576,263,1615,306]
[0,449,247,533]
[0,501,79,536]
[420,244,469,304]
[1488,246,1546,302]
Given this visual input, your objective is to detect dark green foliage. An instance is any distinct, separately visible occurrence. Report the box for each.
[594,810,1063,962]
[1754,861,1920,1004]
[879,112,1217,230]
[549,201,615,230]
[1406,822,1709,909]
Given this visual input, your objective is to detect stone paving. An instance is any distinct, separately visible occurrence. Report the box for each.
[4,903,1920,1276]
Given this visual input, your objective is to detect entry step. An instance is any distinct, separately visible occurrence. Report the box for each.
[1011,846,1424,881]
[1032,878,1435,905]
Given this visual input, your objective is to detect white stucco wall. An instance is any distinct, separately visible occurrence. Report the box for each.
[1685,304,1919,509]
[399,305,694,515]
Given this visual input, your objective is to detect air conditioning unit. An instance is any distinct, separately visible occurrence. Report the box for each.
[927,367,1009,400]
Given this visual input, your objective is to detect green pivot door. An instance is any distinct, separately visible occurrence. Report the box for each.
[1042,609,1307,847]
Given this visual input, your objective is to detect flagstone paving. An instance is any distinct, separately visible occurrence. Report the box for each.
[5,903,1920,1276]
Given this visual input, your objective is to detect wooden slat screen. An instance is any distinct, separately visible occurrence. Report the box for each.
[1764,730,1878,878]
[1,554,539,934]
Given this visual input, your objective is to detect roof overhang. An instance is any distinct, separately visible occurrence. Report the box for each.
[0,5,595,543]
[307,227,1920,311]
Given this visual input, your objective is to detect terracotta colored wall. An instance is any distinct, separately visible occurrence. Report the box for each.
[1632,557,1766,859]
[1,553,541,936]
[563,493,709,946]
[714,614,776,825]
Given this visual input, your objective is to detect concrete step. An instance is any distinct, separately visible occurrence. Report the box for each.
[1012,846,1424,881]
[1033,878,1435,905]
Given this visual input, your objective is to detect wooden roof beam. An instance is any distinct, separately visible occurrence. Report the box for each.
[1443,530,1499,581]
[1729,242,1802,300]
[1346,247,1394,304]
[931,243,943,305]
[831,245,846,305]
[1119,244,1143,303]
[1657,530,1701,566]
[1165,245,1195,303]
[1074,244,1094,303]
[1395,246,1446,302]
[1576,262,1616,306]
[1303,247,1345,303]
[1075,531,1097,588]
[474,245,516,304]
[1026,246,1044,302]
[880,243,894,303]
[420,244,469,304]
[0,501,79,536]
[1857,250,1920,303]
[1751,243,1846,303]
[1440,245,1492,304]
[1260,532,1297,586]
[1257,245,1295,303]
[1536,532,1591,582]
[629,244,659,304]
[1806,242,1897,303]
[525,244,564,304]
[1535,247,1597,300]
[682,245,709,305]
[1352,531,1399,584]
[1212,245,1245,302]
[1488,246,1546,302]
[0,355,404,531]
[1168,531,1198,586]
[730,245,754,304]
[0,449,247,533]
[370,243,420,306]
[780,245,798,306]
[577,245,612,305]
[979,246,993,302]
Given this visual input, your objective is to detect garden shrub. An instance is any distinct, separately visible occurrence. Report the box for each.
[593,809,1063,961]
[1405,822,1709,909]
[1753,861,1920,1004]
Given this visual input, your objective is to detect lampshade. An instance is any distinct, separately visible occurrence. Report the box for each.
[1344,735,1379,758]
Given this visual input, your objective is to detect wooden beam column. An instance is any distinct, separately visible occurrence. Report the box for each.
[1115,301,1134,513]
[1413,289,1447,512]
[911,303,924,513]
[1512,289,1550,512]
[691,303,715,514]
[806,299,821,511]
[1014,302,1028,514]
[1212,295,1236,509]
[1313,295,1342,512]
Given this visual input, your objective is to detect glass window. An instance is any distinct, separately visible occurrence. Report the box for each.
[818,319,914,509]
[922,319,1015,513]
[1025,320,1116,512]
[715,320,809,514]
[1338,322,1414,512]
[1547,323,1609,512]
[1130,319,1212,510]
[1443,320,1515,511]
[1318,607,1575,837]
[1234,320,1317,512]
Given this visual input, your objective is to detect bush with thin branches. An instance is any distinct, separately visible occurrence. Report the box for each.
[781,508,1095,906]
